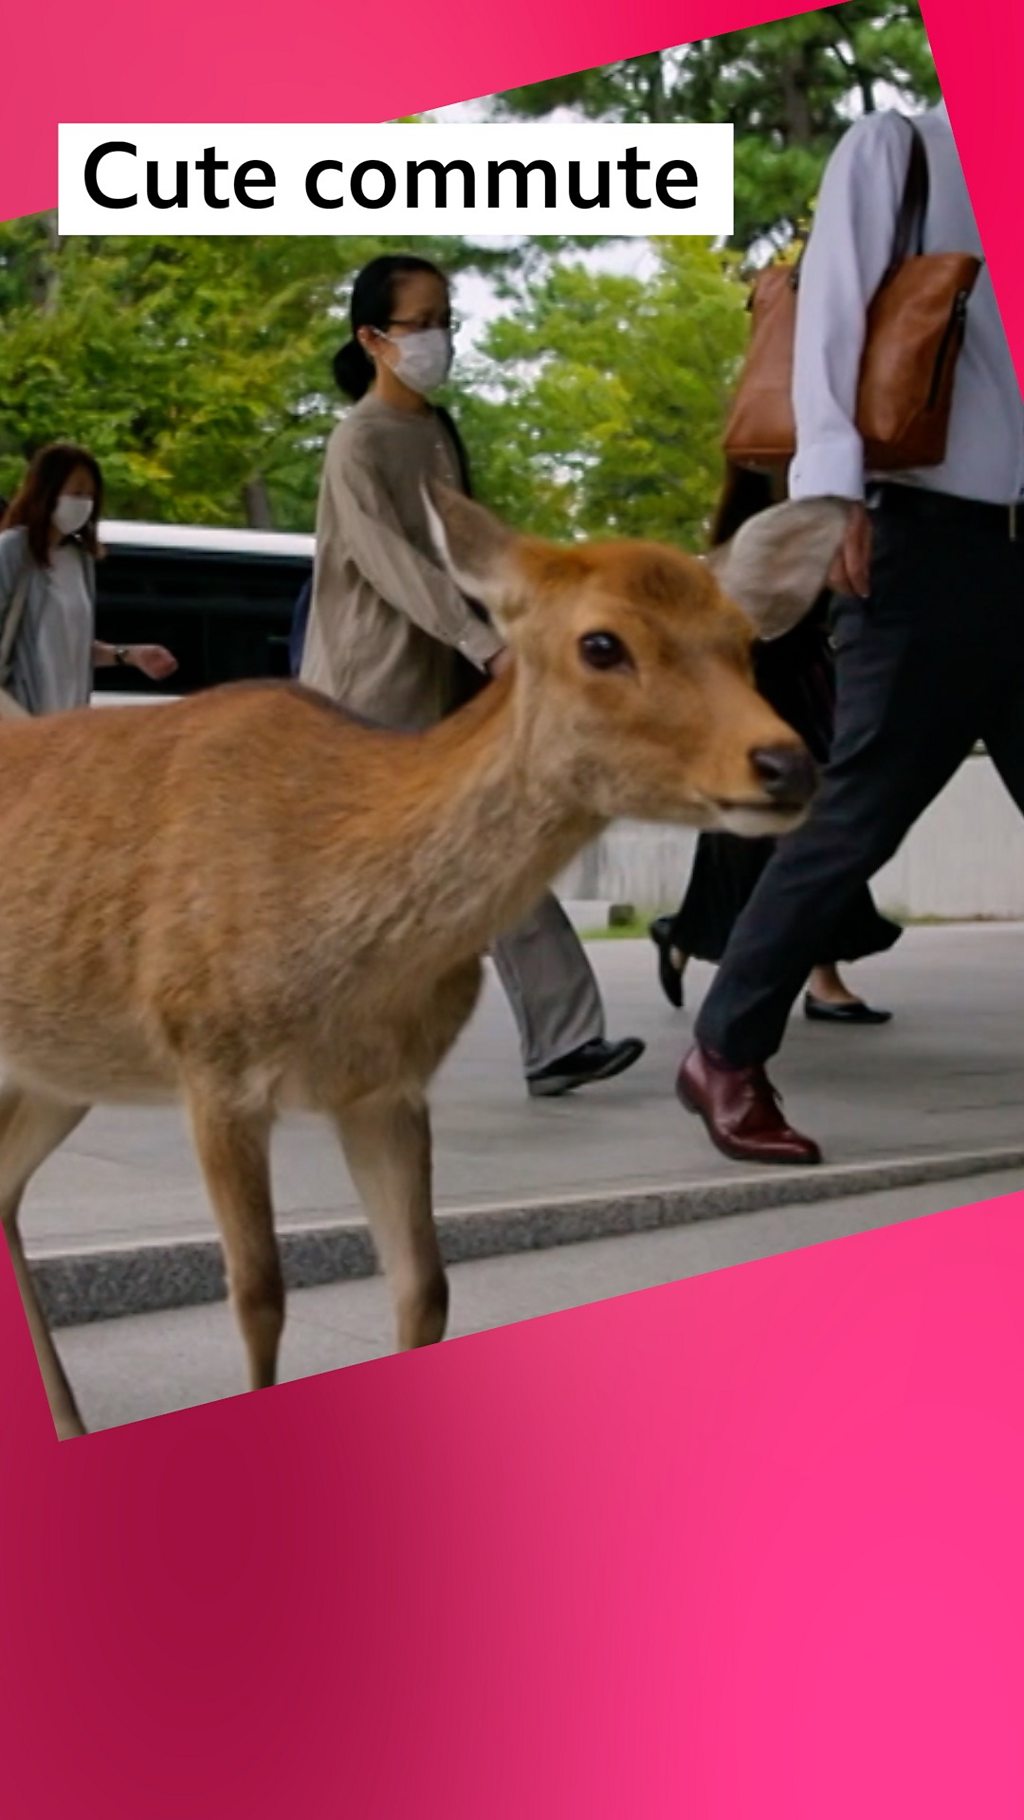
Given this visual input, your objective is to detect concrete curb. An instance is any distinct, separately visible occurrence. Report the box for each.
[31,1144,1024,1329]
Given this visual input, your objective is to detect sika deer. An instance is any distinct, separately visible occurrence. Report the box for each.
[0,486,844,1437]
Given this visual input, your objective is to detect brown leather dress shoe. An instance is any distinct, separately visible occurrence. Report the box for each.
[677,1044,822,1166]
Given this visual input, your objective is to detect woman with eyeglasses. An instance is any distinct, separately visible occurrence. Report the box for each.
[299,252,644,1099]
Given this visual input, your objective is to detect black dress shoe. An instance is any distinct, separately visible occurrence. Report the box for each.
[527,1036,646,1099]
[649,917,684,1010]
[803,993,893,1026]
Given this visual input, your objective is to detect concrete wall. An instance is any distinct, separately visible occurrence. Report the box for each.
[554,753,1024,921]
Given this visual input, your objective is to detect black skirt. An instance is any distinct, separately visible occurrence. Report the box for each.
[669,600,902,966]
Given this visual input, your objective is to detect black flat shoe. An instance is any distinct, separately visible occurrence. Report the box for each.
[803,994,893,1026]
[649,917,685,1010]
[527,1037,646,1099]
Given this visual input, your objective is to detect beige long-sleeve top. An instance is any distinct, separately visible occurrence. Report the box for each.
[300,394,504,730]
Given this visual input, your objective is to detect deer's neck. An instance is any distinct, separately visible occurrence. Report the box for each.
[342,683,603,969]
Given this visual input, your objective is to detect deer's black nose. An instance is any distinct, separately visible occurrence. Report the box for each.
[750,744,817,804]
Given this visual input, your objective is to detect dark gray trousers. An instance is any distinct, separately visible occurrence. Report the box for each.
[696,495,1024,1066]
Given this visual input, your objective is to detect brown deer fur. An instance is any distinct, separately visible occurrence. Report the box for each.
[0,487,834,1438]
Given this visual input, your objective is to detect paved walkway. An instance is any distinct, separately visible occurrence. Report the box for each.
[21,924,1024,1258]
[60,1166,1024,1433]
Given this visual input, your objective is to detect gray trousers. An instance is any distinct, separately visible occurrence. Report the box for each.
[492,893,605,1076]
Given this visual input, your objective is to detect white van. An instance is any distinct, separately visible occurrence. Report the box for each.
[90,520,314,707]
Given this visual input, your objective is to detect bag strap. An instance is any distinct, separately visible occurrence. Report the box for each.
[433,403,493,635]
[435,404,474,499]
[884,118,929,279]
[788,113,929,294]
[0,563,31,689]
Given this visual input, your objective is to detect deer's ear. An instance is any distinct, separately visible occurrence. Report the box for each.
[423,484,529,630]
[706,496,851,640]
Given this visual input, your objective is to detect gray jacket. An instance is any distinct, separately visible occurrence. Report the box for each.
[0,526,97,715]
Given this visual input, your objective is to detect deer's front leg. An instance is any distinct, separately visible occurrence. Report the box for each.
[333,1094,447,1351]
[0,1087,90,1440]
[185,1089,284,1393]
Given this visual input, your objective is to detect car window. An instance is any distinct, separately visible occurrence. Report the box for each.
[93,546,313,695]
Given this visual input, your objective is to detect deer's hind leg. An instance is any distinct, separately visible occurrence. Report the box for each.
[0,1085,90,1440]
[184,1087,284,1393]
[333,1093,447,1352]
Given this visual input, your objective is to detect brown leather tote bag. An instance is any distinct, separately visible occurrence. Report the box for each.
[723,118,982,473]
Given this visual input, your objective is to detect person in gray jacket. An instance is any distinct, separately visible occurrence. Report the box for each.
[0,443,176,715]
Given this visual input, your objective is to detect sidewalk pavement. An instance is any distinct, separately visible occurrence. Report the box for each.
[60,1167,1024,1434]
[20,924,1024,1322]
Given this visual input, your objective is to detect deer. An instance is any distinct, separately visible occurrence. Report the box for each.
[0,486,847,1438]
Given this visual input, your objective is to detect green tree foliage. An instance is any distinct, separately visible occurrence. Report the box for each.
[492,2,937,250]
[449,238,749,547]
[0,8,938,533]
[0,222,507,526]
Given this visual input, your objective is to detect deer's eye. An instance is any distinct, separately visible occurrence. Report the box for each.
[579,631,633,673]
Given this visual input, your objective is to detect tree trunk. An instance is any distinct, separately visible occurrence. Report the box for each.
[643,54,669,123]
[243,478,274,528]
[780,59,815,146]
[31,211,63,315]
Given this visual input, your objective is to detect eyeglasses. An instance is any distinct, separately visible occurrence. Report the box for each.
[385,315,459,335]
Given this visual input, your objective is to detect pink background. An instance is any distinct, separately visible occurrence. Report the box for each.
[3,2,1024,1813]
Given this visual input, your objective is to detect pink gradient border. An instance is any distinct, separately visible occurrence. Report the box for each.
[2,2,1024,1814]
[3,1,823,222]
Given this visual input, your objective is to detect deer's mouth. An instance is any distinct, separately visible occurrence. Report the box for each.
[707,798,811,836]
[715,797,808,814]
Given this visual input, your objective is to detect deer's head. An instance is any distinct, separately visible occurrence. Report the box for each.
[427,487,848,836]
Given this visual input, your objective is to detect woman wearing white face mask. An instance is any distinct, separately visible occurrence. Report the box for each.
[300,255,644,1099]
[0,442,177,718]
[301,254,503,726]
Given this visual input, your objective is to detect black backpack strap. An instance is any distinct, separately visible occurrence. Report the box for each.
[435,404,474,499]
[431,407,496,683]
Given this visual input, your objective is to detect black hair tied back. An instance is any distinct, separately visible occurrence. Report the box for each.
[332,339,375,401]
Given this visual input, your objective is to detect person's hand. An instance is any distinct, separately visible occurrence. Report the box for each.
[486,648,514,680]
[826,502,873,599]
[131,645,179,681]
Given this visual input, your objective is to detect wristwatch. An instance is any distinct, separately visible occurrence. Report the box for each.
[114,645,130,667]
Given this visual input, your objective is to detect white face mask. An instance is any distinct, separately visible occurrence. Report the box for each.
[384,327,453,396]
[53,494,94,536]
